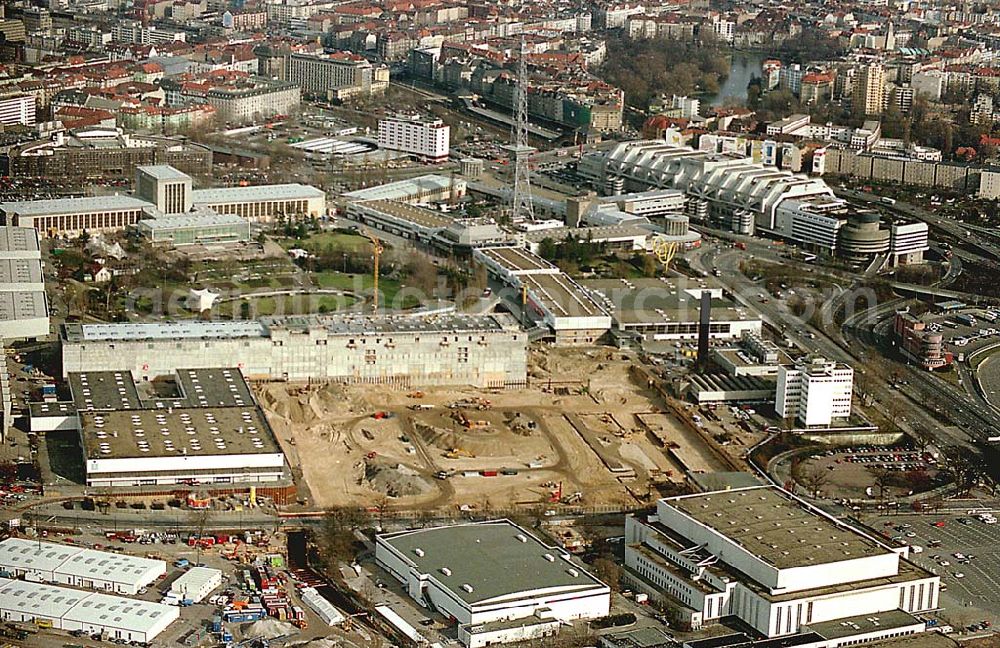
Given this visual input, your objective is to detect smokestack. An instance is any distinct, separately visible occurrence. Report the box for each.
[697,291,711,371]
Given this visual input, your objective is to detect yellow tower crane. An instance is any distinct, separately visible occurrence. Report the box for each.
[652,237,679,272]
[362,227,384,315]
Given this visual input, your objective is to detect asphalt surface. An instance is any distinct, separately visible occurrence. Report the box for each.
[885,512,1000,625]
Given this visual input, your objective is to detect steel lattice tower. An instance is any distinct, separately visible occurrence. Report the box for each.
[503,36,535,223]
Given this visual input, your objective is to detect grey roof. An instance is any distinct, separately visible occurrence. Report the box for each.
[342,174,454,202]
[137,212,250,231]
[667,487,890,569]
[809,610,923,640]
[63,321,268,343]
[192,184,324,204]
[0,290,47,322]
[137,165,190,181]
[379,520,608,606]
[63,314,520,343]
[0,196,150,217]
[0,227,40,254]
[69,371,143,411]
[0,258,44,286]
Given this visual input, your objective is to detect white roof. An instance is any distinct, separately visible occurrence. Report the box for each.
[0,539,163,586]
[137,165,190,181]
[57,549,165,585]
[0,578,88,619]
[61,591,177,633]
[0,538,79,573]
[0,578,177,633]
[169,566,222,594]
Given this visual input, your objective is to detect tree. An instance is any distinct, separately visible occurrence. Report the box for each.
[592,557,622,591]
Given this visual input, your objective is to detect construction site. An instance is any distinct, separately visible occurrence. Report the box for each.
[256,346,747,512]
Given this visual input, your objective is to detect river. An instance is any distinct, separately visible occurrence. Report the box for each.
[706,51,768,107]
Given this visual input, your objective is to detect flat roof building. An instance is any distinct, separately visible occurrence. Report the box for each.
[585,277,761,345]
[0,538,165,595]
[625,487,938,639]
[0,577,178,642]
[473,246,611,345]
[0,166,326,238]
[168,566,222,603]
[136,211,251,246]
[376,520,610,647]
[0,226,47,339]
[30,367,288,488]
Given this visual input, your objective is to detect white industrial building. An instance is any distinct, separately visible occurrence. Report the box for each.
[0,578,178,642]
[625,487,939,641]
[169,566,222,603]
[0,538,165,595]
[474,247,612,345]
[776,355,854,427]
[377,114,450,163]
[376,520,610,647]
[61,315,528,389]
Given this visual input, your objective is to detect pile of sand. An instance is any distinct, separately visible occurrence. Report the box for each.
[364,462,433,498]
[290,639,341,648]
[243,617,299,640]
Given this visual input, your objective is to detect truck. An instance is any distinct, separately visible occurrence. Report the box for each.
[881,197,897,205]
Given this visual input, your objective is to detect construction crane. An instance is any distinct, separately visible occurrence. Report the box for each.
[652,238,679,272]
[362,227,384,315]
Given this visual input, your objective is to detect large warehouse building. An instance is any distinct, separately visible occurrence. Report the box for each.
[0,577,178,642]
[29,367,289,487]
[376,520,610,647]
[0,538,165,595]
[625,487,938,642]
[61,314,527,389]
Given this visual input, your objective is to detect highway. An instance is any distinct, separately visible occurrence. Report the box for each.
[689,237,985,450]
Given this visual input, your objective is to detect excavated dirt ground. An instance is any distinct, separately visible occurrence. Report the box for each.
[258,347,715,511]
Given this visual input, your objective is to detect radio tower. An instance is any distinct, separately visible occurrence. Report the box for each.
[503,36,535,223]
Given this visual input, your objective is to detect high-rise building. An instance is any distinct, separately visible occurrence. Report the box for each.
[853,64,885,117]
[0,94,35,127]
[377,114,450,163]
[776,355,853,427]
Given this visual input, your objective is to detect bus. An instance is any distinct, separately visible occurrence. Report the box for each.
[956,314,977,327]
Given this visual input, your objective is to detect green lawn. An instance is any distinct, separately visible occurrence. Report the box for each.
[310,271,420,310]
[239,294,359,317]
[283,231,370,253]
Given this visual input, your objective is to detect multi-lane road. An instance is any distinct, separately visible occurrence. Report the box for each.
[688,233,988,451]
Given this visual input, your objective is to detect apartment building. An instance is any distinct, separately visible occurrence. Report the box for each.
[377,114,450,163]
[285,52,388,101]
[853,64,885,117]
[0,95,35,126]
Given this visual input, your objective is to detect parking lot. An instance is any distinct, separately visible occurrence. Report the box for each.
[881,512,1000,629]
